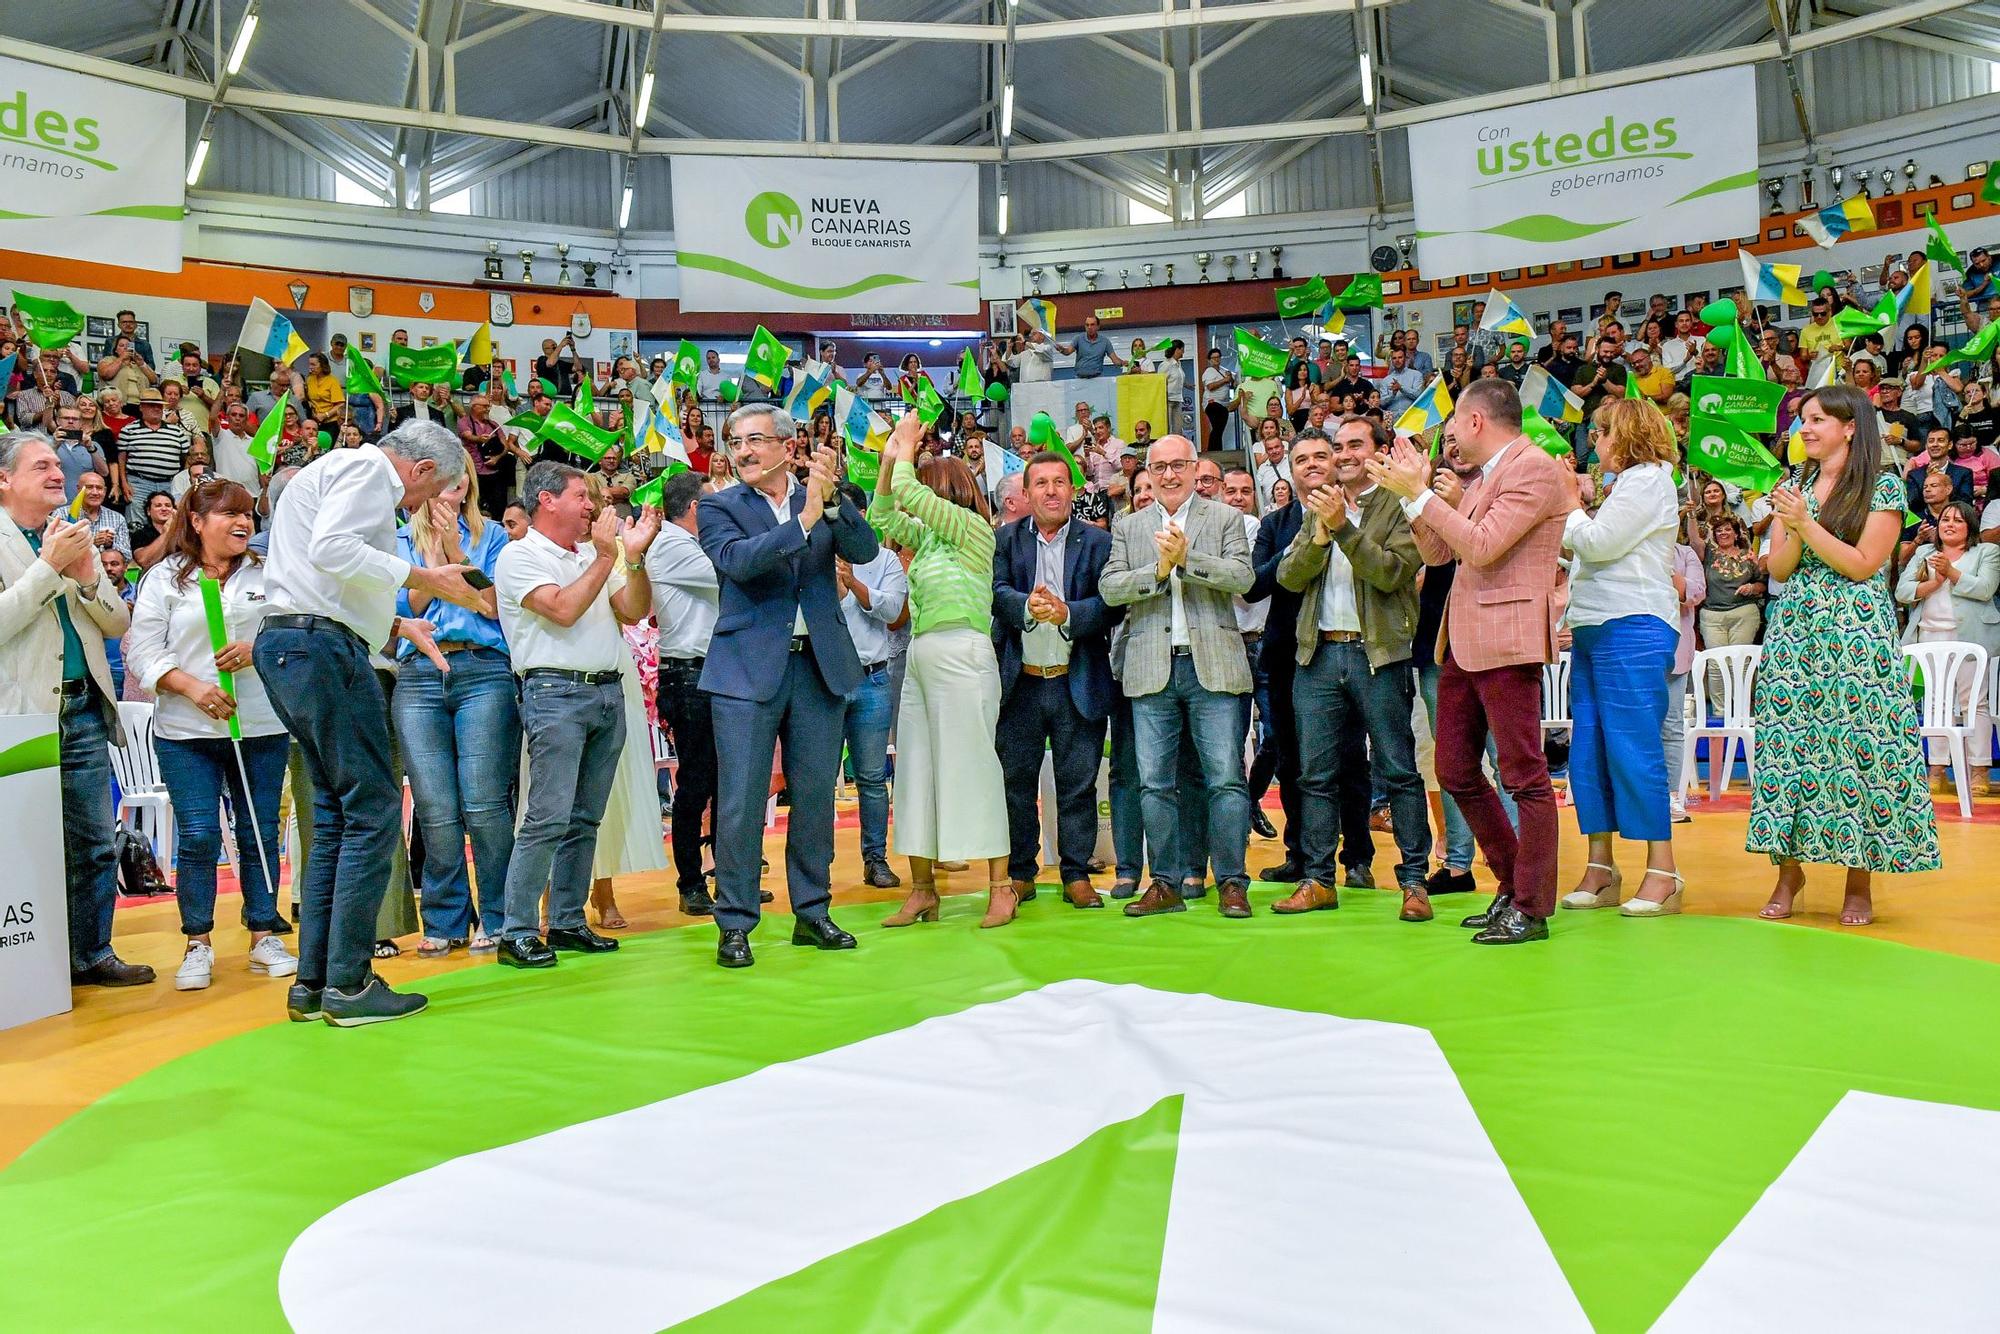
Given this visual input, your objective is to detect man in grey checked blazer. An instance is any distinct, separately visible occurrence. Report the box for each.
[1101,434,1257,920]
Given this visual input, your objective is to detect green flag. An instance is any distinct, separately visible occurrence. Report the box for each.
[957,347,981,398]
[1275,276,1332,320]
[1332,273,1384,310]
[1917,322,2000,376]
[628,460,689,511]
[1234,328,1288,379]
[10,291,85,349]
[1026,410,1085,488]
[1923,210,1962,273]
[520,400,621,462]
[1690,375,1785,434]
[1983,162,1999,207]
[388,342,460,389]
[1832,293,1898,341]
[245,392,289,471]
[845,441,882,492]
[574,375,594,415]
[915,375,948,425]
[671,339,701,389]
[1520,406,1572,458]
[743,325,789,389]
[196,574,243,741]
[1625,372,1644,400]
[344,354,384,399]
[1688,414,1784,494]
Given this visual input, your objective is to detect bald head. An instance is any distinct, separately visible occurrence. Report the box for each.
[1145,434,1197,507]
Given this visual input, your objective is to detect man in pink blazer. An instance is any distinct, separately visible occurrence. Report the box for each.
[1367,379,1576,944]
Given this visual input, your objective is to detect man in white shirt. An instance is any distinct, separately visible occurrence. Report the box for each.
[645,470,723,913]
[1010,329,1056,384]
[254,419,482,1025]
[696,349,725,402]
[1253,428,1292,511]
[835,484,910,890]
[494,459,659,970]
[210,402,263,490]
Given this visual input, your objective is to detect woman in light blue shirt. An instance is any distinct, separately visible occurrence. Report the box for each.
[390,457,518,955]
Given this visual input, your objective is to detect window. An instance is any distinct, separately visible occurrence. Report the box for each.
[332,172,386,207]
[432,188,473,216]
[1127,197,1170,225]
[1204,189,1249,219]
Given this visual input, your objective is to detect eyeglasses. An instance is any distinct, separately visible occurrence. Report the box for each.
[729,432,782,450]
[1147,459,1193,475]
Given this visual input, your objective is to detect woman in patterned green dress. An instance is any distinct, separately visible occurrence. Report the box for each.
[1748,385,1940,925]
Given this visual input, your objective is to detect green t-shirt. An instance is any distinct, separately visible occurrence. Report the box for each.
[20,525,87,682]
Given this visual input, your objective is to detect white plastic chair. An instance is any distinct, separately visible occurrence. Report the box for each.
[1906,640,1990,821]
[1683,646,1760,799]
[1540,652,1571,733]
[107,701,175,869]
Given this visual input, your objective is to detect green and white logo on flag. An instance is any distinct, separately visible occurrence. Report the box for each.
[746,192,803,249]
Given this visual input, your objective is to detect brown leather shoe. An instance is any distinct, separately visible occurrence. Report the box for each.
[1399,889,1434,922]
[1216,880,1252,919]
[1122,877,1187,917]
[1063,879,1104,909]
[1012,878,1039,904]
[1270,879,1339,914]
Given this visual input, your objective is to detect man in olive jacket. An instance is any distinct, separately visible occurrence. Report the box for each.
[1272,418,1433,921]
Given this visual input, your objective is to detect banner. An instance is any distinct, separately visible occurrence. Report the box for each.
[0,54,187,272]
[0,716,69,1031]
[670,156,979,314]
[1114,373,1168,445]
[1406,68,1757,279]
[388,342,460,389]
[1690,376,1784,434]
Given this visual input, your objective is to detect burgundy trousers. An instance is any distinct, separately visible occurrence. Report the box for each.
[1433,654,1558,919]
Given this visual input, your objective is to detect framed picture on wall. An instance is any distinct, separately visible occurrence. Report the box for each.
[988,303,1017,338]
[1451,298,1475,327]
[86,316,113,340]
[1533,312,1552,334]
[85,341,103,363]
[1557,306,1583,328]
[1683,290,1711,312]
[1527,264,1548,277]
[608,331,634,359]
[358,333,376,353]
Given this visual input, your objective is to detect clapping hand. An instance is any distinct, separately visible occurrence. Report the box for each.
[1153,520,1188,575]
[589,504,621,558]
[1028,583,1070,625]
[1365,439,1432,501]
[38,516,95,580]
[1768,485,1808,532]
[1431,467,1464,506]
[811,445,841,502]
[622,506,662,561]
[1929,551,1956,581]
[1301,484,1346,539]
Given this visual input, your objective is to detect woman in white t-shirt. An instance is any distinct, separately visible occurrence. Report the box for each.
[1895,499,2000,793]
[1200,347,1236,451]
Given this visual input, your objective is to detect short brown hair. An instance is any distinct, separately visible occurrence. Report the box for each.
[917,455,991,522]
[1594,397,1676,469]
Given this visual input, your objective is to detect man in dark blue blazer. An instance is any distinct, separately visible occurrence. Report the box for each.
[992,452,1121,907]
[1247,434,1375,886]
[698,405,880,969]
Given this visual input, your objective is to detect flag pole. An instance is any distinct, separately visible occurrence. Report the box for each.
[225,731,284,931]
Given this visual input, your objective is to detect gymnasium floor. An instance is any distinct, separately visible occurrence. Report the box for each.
[6,793,2000,1331]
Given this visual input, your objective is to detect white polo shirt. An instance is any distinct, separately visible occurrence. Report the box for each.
[495,526,629,674]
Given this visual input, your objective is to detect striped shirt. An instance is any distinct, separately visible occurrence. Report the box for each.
[118,421,191,481]
[868,466,995,636]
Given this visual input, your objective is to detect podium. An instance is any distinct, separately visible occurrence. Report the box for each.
[0,715,73,1031]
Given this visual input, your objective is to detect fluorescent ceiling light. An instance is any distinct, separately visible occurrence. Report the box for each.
[226,12,259,75]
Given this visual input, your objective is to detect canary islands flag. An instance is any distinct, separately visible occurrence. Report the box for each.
[1479,287,1535,339]
[1520,363,1585,424]
[235,298,309,366]
[1393,374,1453,437]
[1738,252,1807,307]
[1895,262,1934,319]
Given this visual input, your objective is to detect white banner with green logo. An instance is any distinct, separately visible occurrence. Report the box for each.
[0,715,69,1031]
[0,54,187,272]
[670,156,979,314]
[1406,67,1756,280]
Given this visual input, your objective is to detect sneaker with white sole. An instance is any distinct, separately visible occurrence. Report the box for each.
[248,935,299,978]
[175,942,215,991]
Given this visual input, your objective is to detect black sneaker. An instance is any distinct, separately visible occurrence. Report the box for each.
[321,973,429,1027]
[863,856,902,889]
[1425,866,1478,896]
[286,983,325,1023]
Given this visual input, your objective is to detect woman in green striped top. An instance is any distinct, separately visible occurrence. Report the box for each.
[868,410,1017,927]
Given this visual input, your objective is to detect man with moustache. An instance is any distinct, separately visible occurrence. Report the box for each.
[1272,418,1431,921]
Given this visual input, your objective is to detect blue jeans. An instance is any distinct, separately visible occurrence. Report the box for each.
[154,733,289,936]
[1570,615,1679,842]
[1296,644,1432,889]
[390,649,521,941]
[503,675,625,939]
[1418,662,1514,869]
[254,623,398,992]
[125,475,175,525]
[1131,656,1250,887]
[59,690,122,972]
[842,664,894,862]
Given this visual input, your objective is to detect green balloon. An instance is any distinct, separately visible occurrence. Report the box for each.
[718,379,740,402]
[1027,410,1057,448]
[1699,298,1738,328]
[1812,269,1837,293]
[983,381,1009,405]
[316,430,333,448]
[1705,322,1738,349]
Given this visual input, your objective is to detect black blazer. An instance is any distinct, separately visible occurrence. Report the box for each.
[991,516,1119,722]
[1250,500,1306,656]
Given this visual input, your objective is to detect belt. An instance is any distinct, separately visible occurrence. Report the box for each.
[662,654,705,671]
[1170,645,1192,657]
[522,667,622,686]
[432,640,491,655]
[1320,629,1363,643]
[59,677,92,698]
[790,635,811,654]
[861,658,891,676]
[262,613,363,647]
[1021,662,1070,679]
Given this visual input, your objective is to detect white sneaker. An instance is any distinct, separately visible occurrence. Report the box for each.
[248,935,299,978]
[175,942,215,991]
[1669,797,1691,824]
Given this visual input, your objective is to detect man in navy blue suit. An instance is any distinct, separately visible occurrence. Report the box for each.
[698,405,880,969]
[992,452,1121,908]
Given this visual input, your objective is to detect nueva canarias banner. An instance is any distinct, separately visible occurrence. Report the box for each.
[0,55,187,272]
[670,156,978,315]
[1405,68,1757,280]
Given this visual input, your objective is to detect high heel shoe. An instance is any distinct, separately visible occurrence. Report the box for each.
[1758,882,1802,920]
[883,886,940,927]
[1559,862,1622,910]
[1620,869,1684,917]
[980,882,1020,929]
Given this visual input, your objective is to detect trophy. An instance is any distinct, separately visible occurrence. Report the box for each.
[1765,177,1785,215]
[1027,265,1044,295]
[1142,262,1155,286]
[1164,262,1175,284]
[1852,167,1870,198]
[1247,250,1261,280]
[581,259,599,288]
[1396,235,1414,265]
[482,240,504,282]
[518,249,535,283]
[1879,167,1896,198]
[1194,251,1212,282]
[1118,267,1130,288]
[555,242,573,286]
[1222,254,1237,282]
[1053,261,1070,291]
[1799,167,1816,209]
[1269,245,1284,279]
[1903,158,1918,192]
[1830,163,1844,195]
[1083,267,1100,291]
